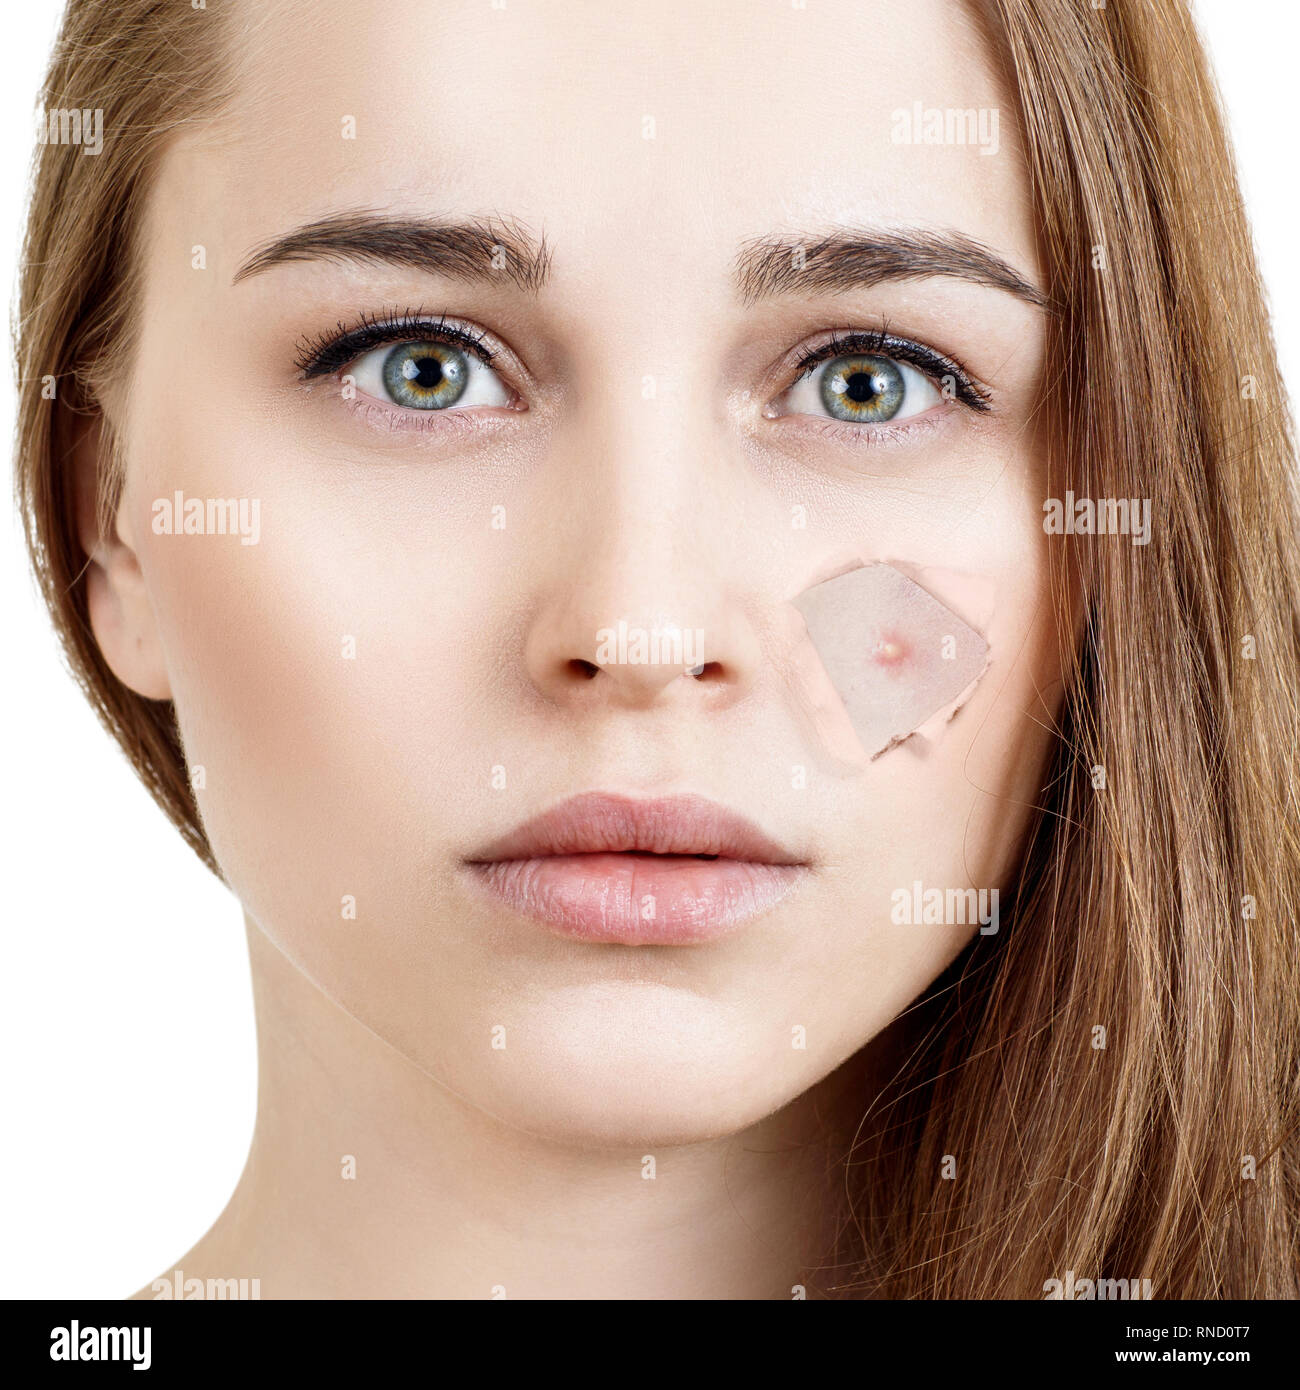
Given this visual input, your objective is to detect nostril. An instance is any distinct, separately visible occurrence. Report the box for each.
[567,659,600,680]
[688,662,725,681]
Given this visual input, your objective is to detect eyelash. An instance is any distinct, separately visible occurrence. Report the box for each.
[789,329,991,413]
[293,313,991,420]
[294,309,496,380]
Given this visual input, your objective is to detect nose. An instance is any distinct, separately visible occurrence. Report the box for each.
[526,603,738,709]
[521,400,766,717]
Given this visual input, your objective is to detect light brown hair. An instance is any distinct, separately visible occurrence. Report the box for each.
[13,0,1299,1297]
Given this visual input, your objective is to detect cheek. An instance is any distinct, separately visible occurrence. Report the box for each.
[137,507,495,1056]
[142,528,363,866]
[119,391,520,1040]
[132,485,470,910]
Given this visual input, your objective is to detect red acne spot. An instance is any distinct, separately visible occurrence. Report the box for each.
[869,630,912,670]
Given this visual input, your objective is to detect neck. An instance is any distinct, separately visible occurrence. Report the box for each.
[161,916,875,1300]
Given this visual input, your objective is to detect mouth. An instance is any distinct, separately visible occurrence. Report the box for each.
[461,791,811,945]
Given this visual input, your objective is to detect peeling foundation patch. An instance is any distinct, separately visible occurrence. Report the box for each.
[791,562,991,760]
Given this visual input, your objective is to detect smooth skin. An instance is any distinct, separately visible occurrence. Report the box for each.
[81,0,1062,1298]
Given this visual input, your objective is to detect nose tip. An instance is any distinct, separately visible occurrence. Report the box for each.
[534,620,731,708]
[524,598,760,713]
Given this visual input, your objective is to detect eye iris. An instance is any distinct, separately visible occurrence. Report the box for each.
[381,341,469,409]
[820,354,905,422]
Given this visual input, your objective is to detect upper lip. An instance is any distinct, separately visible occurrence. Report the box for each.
[464,792,808,865]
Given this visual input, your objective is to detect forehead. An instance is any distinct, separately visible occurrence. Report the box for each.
[162,0,1032,291]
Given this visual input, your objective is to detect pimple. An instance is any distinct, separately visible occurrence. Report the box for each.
[870,631,911,670]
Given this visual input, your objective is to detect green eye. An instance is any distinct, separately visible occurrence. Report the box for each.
[819,354,905,422]
[380,341,470,409]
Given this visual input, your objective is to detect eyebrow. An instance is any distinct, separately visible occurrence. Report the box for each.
[232,211,553,292]
[233,212,1043,312]
[733,228,1048,309]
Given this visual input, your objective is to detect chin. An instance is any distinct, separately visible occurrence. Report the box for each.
[456,981,815,1149]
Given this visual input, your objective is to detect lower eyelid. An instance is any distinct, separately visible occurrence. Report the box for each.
[339,390,527,437]
[765,402,955,445]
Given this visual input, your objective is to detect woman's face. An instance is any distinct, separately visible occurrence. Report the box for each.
[97,0,1060,1144]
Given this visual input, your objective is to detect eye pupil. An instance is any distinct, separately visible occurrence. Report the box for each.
[844,370,879,404]
[403,354,444,389]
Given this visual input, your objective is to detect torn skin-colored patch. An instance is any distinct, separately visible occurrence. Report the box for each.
[790,562,991,761]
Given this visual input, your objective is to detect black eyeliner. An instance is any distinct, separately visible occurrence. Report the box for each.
[792,329,993,413]
[295,309,494,380]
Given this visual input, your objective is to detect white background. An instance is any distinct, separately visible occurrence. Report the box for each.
[2,1,1296,1298]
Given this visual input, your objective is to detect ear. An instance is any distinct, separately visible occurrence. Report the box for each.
[72,413,173,701]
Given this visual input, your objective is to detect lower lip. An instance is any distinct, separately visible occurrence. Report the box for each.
[465,853,807,944]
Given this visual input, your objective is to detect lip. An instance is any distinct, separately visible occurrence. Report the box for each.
[461,792,810,945]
